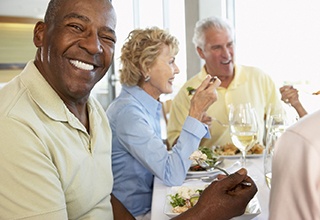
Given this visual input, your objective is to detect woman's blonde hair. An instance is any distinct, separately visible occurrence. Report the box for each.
[119,27,179,86]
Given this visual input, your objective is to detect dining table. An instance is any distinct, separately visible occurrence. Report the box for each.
[150,156,270,220]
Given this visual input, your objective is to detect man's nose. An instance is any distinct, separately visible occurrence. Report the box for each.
[79,33,103,54]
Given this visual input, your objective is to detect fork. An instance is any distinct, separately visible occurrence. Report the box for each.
[195,159,251,186]
[195,159,229,175]
[212,118,229,127]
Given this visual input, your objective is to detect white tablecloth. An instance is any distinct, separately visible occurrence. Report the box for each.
[150,157,270,220]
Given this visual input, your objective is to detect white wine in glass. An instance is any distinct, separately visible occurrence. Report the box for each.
[229,103,258,167]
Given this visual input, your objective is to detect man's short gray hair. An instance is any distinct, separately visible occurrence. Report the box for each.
[192,16,234,50]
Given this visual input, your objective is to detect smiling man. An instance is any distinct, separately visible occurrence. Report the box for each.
[167,16,283,149]
[0,0,134,219]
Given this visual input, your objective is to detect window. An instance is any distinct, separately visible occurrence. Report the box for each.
[111,0,187,99]
[92,0,186,109]
[234,0,320,112]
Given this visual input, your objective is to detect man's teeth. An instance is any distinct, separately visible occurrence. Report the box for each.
[70,60,94,71]
[221,60,231,64]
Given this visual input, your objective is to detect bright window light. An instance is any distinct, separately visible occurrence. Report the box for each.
[234,0,320,113]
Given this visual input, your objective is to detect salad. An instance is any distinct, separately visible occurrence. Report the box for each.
[168,186,205,213]
[189,146,219,171]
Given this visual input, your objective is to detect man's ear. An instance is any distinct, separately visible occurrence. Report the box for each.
[33,21,45,47]
[196,46,205,59]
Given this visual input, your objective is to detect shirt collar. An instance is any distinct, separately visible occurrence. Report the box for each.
[228,65,247,89]
[122,85,161,117]
[20,61,94,132]
[198,64,247,89]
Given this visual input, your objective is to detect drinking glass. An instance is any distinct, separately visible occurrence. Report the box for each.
[264,132,275,189]
[229,103,258,167]
[264,114,287,188]
[266,103,297,134]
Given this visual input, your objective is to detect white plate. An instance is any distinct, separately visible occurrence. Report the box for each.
[231,196,261,220]
[219,154,263,159]
[187,159,236,178]
[164,186,261,219]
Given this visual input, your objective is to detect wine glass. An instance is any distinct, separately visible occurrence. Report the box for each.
[229,103,258,168]
[264,114,288,188]
[266,103,296,135]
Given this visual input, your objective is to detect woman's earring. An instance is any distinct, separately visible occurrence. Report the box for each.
[145,75,151,82]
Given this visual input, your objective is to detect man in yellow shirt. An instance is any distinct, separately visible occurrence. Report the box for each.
[167,16,282,149]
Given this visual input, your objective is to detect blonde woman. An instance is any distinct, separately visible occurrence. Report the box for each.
[106,27,256,220]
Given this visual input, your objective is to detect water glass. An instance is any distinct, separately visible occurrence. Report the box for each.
[264,115,287,188]
[264,133,275,189]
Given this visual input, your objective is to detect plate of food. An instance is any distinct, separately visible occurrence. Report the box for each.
[187,146,236,178]
[164,185,206,218]
[164,185,261,219]
[213,143,264,158]
[187,159,236,178]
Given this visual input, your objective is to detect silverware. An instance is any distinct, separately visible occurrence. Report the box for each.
[212,118,229,127]
[195,158,228,175]
[201,176,217,182]
[187,76,218,95]
[195,159,251,186]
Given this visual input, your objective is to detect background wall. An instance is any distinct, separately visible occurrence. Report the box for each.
[184,0,227,80]
[0,20,36,83]
[0,0,227,85]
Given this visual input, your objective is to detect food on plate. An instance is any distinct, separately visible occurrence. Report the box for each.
[214,143,238,155]
[189,149,207,161]
[167,186,261,217]
[168,186,205,213]
[214,143,264,156]
[189,164,205,171]
[198,146,216,159]
[249,143,264,154]
[189,146,218,171]
[312,90,320,95]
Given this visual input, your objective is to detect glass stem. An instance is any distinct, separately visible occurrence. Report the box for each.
[241,150,246,167]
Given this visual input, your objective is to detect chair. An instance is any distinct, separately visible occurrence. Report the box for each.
[161,99,172,125]
[161,99,172,150]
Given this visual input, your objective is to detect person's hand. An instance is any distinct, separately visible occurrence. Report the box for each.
[186,168,257,220]
[280,85,307,117]
[280,85,300,106]
[189,76,221,121]
[200,112,212,127]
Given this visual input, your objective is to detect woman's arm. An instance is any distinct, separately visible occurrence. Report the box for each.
[280,85,308,117]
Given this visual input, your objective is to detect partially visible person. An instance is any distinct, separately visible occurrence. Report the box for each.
[280,85,308,118]
[269,109,320,219]
[167,16,283,148]
[0,0,135,219]
[106,27,257,219]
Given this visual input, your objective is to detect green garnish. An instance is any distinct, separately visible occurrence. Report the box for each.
[169,193,186,207]
[169,190,204,208]
[186,86,196,96]
[190,196,200,206]
[199,146,218,166]
[199,146,214,159]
